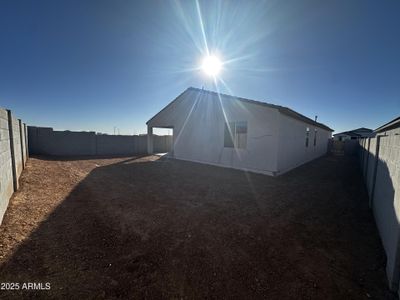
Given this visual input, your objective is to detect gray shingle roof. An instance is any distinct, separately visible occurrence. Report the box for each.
[147,87,334,132]
[188,87,334,132]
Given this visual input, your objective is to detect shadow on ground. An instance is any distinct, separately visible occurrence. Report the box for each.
[0,155,395,299]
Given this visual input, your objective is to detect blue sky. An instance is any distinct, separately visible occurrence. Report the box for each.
[0,0,399,134]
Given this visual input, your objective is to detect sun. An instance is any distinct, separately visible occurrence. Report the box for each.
[201,55,222,77]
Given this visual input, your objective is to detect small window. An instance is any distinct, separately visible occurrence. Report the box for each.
[313,129,317,146]
[235,121,247,149]
[305,127,310,147]
[224,122,234,148]
[224,121,248,149]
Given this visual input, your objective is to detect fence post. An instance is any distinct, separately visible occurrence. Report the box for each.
[370,135,381,208]
[7,110,17,192]
[147,126,153,154]
[24,124,29,159]
[18,119,25,169]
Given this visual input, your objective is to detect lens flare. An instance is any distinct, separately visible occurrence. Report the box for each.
[202,55,222,76]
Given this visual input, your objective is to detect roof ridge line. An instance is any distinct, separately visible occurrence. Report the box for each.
[187,87,333,132]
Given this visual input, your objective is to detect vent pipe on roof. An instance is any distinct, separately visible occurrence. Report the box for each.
[315,115,318,122]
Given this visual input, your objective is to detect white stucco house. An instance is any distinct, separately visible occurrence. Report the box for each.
[147,87,333,176]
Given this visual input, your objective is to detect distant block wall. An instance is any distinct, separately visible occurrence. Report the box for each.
[96,134,147,155]
[153,135,173,153]
[28,127,97,156]
[28,126,171,156]
[0,108,28,224]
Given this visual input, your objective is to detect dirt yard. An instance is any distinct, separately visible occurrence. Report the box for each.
[0,155,395,299]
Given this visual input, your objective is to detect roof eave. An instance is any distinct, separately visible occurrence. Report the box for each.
[374,116,400,133]
[146,88,191,125]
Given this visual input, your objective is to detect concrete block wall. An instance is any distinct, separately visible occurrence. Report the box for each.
[359,135,400,293]
[28,127,96,156]
[96,135,144,156]
[0,109,14,225]
[343,139,358,155]
[329,139,358,156]
[153,135,173,153]
[51,131,96,155]
[134,135,148,154]
[0,108,28,225]
[28,126,171,156]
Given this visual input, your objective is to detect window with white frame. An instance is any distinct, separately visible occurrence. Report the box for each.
[224,121,248,149]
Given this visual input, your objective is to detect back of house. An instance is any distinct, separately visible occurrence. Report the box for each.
[147,87,333,176]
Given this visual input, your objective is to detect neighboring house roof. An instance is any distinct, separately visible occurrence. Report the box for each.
[147,87,334,132]
[352,127,373,133]
[333,131,361,137]
[333,127,373,137]
[374,116,400,133]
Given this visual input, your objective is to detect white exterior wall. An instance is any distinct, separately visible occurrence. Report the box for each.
[277,114,331,174]
[148,89,333,175]
[148,89,280,175]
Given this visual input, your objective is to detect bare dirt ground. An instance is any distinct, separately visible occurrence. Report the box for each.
[0,155,396,299]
